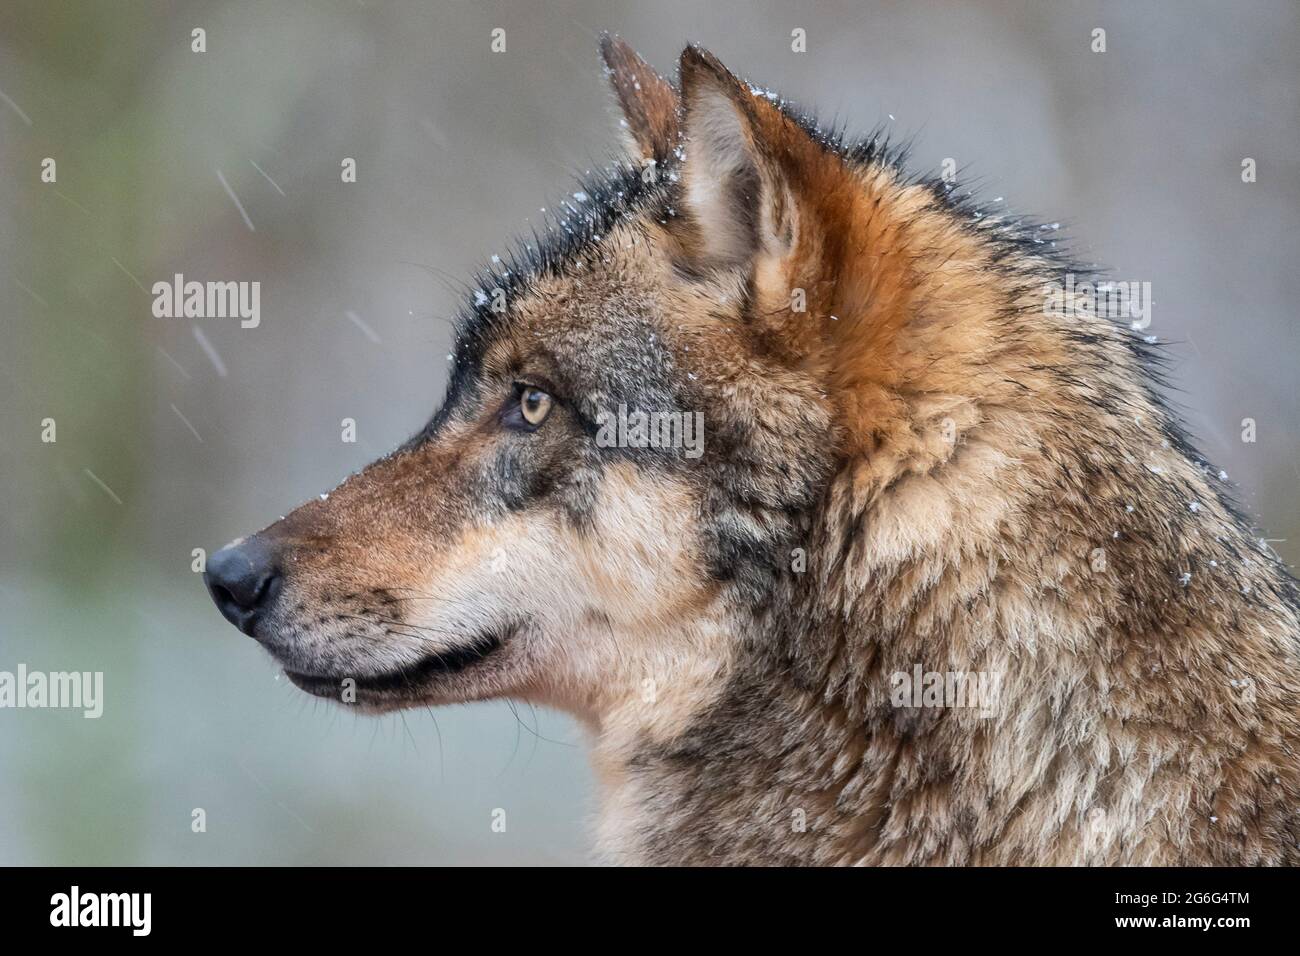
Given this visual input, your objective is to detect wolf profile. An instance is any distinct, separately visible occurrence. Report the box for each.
[205,38,1300,865]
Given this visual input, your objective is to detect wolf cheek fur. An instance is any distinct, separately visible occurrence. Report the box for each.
[207,38,1300,866]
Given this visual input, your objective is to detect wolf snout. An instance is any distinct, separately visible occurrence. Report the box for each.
[204,538,281,638]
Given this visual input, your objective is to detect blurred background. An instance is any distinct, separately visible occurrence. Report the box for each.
[1,0,1297,865]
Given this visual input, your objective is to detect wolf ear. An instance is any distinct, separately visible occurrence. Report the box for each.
[600,35,679,164]
[675,45,799,268]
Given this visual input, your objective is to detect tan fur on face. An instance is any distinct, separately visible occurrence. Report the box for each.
[390,462,733,729]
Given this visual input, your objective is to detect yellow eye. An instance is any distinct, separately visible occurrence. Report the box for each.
[520,387,553,427]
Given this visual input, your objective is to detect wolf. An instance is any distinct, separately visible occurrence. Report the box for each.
[204,38,1300,865]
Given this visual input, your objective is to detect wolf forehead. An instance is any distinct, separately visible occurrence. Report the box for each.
[421,173,712,450]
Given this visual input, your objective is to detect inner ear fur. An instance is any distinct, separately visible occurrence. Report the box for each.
[675,45,805,269]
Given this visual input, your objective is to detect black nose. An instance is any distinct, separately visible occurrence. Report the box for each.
[204,539,281,637]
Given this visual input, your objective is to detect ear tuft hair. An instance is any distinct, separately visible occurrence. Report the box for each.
[676,45,797,267]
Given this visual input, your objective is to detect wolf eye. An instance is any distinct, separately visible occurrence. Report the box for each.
[521,388,552,425]
[503,386,553,431]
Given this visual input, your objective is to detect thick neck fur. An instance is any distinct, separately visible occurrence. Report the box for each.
[595,156,1300,865]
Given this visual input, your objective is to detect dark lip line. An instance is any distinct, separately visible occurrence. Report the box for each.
[285,631,505,694]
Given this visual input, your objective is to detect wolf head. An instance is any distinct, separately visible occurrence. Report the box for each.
[202,40,1093,724]
[203,41,844,718]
